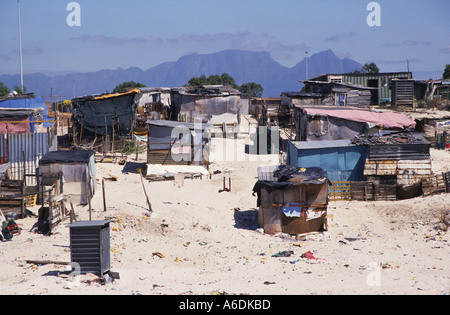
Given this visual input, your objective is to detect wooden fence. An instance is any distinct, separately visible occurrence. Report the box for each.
[422,172,450,196]
[329,171,450,202]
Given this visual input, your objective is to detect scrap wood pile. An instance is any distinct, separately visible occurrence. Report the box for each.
[145,172,203,182]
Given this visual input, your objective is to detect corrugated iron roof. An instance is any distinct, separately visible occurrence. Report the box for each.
[291,139,353,150]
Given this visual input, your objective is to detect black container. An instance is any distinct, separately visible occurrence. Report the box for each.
[68,220,111,276]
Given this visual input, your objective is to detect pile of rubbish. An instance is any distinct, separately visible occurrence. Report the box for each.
[0,212,20,241]
[351,132,427,146]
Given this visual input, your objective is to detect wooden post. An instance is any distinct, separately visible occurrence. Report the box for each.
[88,170,92,221]
[70,202,75,223]
[139,171,152,212]
[112,117,115,153]
[135,140,139,161]
[102,178,106,212]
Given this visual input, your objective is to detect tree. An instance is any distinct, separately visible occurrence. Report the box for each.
[186,73,238,89]
[361,62,380,74]
[239,82,263,98]
[220,73,237,87]
[0,82,9,97]
[186,73,264,97]
[13,85,27,95]
[113,81,146,93]
[443,64,450,80]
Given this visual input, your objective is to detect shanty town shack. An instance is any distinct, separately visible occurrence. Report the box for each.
[38,150,96,205]
[294,106,416,141]
[71,89,140,152]
[308,72,412,105]
[135,87,171,120]
[146,119,213,166]
[170,85,240,127]
[293,80,375,108]
[288,139,367,182]
[0,94,52,131]
[0,108,42,134]
[253,165,329,235]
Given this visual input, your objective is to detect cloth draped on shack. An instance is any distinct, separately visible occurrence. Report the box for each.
[72,90,138,139]
[253,165,329,235]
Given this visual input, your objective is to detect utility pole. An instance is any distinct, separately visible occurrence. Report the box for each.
[18,0,24,91]
[305,51,309,80]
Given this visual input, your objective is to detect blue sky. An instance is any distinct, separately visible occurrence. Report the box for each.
[0,0,449,76]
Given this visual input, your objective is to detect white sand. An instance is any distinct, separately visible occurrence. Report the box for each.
[1,125,449,295]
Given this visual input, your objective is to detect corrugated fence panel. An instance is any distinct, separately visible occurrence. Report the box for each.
[0,134,6,157]
[0,132,51,185]
[7,133,48,162]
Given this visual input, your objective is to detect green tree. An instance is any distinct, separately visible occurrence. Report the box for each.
[0,82,9,96]
[443,64,450,80]
[186,73,263,96]
[361,62,380,74]
[13,85,27,95]
[187,75,207,86]
[186,73,238,89]
[113,81,146,93]
[239,82,263,98]
[220,73,237,87]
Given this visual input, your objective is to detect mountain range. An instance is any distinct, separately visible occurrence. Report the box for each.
[0,49,363,98]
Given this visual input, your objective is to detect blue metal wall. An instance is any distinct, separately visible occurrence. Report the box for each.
[288,141,368,182]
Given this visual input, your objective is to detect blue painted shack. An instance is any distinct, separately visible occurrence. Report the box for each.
[288,139,367,182]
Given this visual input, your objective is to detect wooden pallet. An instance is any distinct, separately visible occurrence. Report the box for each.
[374,183,397,201]
[328,181,351,201]
[350,181,375,201]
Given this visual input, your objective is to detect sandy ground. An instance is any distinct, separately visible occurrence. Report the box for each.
[1,125,449,295]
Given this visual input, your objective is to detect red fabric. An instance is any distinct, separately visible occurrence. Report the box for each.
[0,117,31,134]
[303,108,416,129]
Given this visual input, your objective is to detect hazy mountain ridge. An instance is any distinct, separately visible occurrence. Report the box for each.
[0,49,363,98]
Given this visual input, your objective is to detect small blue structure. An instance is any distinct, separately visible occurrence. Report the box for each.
[288,140,367,182]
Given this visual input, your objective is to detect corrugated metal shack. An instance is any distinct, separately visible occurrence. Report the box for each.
[392,79,450,109]
[0,94,53,129]
[408,111,450,146]
[38,150,96,206]
[299,81,374,108]
[253,166,328,235]
[294,106,416,141]
[250,98,289,126]
[135,87,171,120]
[281,92,330,108]
[146,119,212,166]
[391,79,415,107]
[170,85,240,129]
[309,72,412,105]
[0,108,39,134]
[287,139,367,182]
